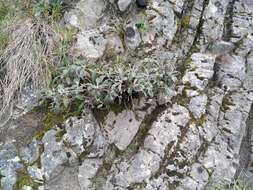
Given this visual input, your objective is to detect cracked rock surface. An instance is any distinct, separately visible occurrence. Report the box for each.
[1,0,253,189]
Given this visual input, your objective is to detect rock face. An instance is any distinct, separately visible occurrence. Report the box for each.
[103,109,145,150]
[0,143,22,190]
[1,0,253,189]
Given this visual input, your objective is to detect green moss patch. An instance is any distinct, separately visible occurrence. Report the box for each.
[221,95,235,112]
[33,100,83,140]
[14,170,40,190]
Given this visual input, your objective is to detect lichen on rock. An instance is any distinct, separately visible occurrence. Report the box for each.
[1,0,253,189]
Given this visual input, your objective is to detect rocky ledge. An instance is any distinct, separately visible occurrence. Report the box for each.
[1,0,253,190]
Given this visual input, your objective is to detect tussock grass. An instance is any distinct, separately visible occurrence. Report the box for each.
[0,0,75,126]
[0,19,55,126]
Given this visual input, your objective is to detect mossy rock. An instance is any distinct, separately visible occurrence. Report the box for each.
[13,170,40,190]
[221,95,235,112]
[33,100,83,141]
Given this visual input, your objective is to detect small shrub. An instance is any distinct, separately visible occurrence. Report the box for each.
[0,20,56,126]
[44,57,176,110]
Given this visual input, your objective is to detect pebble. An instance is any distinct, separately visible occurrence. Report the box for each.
[124,25,141,49]
[125,26,136,38]
[136,0,147,7]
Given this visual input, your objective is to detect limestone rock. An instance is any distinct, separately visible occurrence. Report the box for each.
[65,0,105,30]
[63,115,95,155]
[103,109,145,150]
[188,95,208,119]
[78,158,102,189]
[41,129,68,181]
[20,139,40,164]
[0,143,22,190]
[1,0,253,189]
[118,0,132,12]
[124,25,141,50]
[73,30,107,59]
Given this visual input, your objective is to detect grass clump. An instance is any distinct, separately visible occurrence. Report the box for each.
[0,3,9,21]
[0,19,55,126]
[0,31,8,51]
[0,0,76,126]
[0,0,71,125]
[32,0,64,21]
[0,1,18,51]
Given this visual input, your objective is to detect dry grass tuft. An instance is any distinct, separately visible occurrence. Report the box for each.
[0,19,55,126]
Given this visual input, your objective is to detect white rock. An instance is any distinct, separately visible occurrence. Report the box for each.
[118,0,132,12]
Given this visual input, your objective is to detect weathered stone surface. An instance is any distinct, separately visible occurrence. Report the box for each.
[146,1,177,47]
[208,41,235,54]
[63,116,95,155]
[103,109,145,150]
[20,139,40,164]
[201,0,229,45]
[118,0,132,12]
[124,25,141,50]
[65,0,105,30]
[188,94,207,119]
[0,143,22,190]
[41,129,68,181]
[78,158,102,189]
[1,0,253,189]
[183,53,215,90]
[105,34,125,56]
[27,166,43,181]
[144,105,189,157]
[44,166,80,190]
[21,186,33,190]
[73,30,107,59]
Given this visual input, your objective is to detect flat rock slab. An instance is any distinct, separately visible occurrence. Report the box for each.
[103,110,145,150]
[0,113,42,148]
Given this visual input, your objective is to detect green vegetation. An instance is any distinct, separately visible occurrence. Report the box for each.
[210,179,252,190]
[0,3,9,21]
[34,100,83,140]
[136,21,147,32]
[0,0,176,119]
[0,0,71,124]
[32,0,64,21]
[0,2,16,51]
[221,95,235,112]
[0,30,8,51]
[55,129,66,142]
[53,24,77,61]
[14,171,40,190]
[45,57,175,109]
